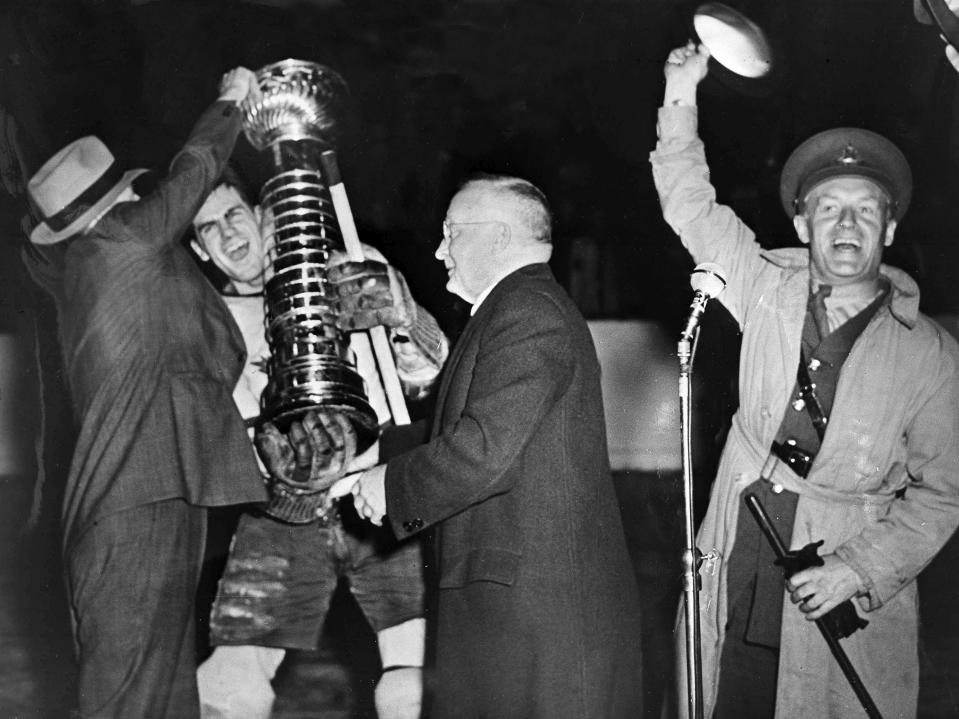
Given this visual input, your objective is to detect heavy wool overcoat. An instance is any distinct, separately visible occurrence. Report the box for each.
[385,263,644,719]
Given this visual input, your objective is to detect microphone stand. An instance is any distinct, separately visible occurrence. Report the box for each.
[678,308,705,719]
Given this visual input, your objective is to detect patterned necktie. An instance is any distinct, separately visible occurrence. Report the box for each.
[808,284,833,341]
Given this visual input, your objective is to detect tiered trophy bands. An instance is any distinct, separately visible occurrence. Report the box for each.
[242,59,378,524]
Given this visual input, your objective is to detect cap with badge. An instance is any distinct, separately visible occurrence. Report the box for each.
[779,127,913,221]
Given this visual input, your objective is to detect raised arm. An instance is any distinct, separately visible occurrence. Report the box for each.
[123,67,260,248]
[649,43,766,326]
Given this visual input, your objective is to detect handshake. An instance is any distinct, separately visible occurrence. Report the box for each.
[254,410,388,526]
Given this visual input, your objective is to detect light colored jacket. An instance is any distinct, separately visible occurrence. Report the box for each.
[651,105,959,719]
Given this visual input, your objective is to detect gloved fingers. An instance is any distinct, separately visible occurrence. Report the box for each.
[340,274,393,305]
[330,261,391,310]
[387,265,416,326]
[338,413,358,466]
[285,420,315,484]
[316,413,344,478]
[314,412,357,478]
[327,248,348,267]
[330,258,414,330]
[328,258,386,284]
[340,285,394,320]
[301,410,336,476]
[253,421,295,483]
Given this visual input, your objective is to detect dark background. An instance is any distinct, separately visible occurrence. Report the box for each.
[3,0,959,331]
[1,1,959,717]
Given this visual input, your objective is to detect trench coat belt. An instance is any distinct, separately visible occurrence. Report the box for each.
[730,421,900,508]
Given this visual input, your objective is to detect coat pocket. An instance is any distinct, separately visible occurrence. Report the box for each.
[439,548,522,589]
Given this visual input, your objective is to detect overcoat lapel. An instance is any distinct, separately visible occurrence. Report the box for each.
[431,309,483,436]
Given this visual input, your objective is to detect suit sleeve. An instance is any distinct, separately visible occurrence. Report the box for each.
[110,100,243,248]
[379,419,430,461]
[384,288,574,539]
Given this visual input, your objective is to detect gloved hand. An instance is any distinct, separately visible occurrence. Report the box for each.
[254,410,357,492]
[374,667,423,719]
[327,255,416,331]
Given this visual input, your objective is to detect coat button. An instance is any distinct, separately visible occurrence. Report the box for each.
[402,518,424,532]
[808,358,821,371]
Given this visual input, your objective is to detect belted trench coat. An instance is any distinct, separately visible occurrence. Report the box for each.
[651,106,959,719]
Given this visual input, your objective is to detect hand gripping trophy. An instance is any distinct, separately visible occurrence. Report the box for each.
[242,60,409,523]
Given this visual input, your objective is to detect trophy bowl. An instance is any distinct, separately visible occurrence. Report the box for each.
[241,60,379,524]
[242,59,350,151]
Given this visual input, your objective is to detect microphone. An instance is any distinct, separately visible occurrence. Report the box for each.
[679,262,727,342]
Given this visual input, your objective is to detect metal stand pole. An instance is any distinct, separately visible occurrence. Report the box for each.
[678,329,704,719]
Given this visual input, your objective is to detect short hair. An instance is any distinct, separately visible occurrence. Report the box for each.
[460,173,553,244]
[216,164,256,208]
[186,164,255,245]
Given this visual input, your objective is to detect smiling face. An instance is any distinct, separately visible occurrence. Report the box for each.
[793,176,897,287]
[192,185,272,293]
[435,184,506,303]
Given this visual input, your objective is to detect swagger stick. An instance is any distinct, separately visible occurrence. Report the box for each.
[743,489,883,719]
[320,150,410,426]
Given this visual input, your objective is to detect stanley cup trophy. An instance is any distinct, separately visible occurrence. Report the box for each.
[242,60,379,524]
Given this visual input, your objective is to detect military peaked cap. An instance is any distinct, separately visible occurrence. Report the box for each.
[779,127,912,221]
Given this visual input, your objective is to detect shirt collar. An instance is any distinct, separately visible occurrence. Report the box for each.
[469,261,541,315]
[761,247,921,328]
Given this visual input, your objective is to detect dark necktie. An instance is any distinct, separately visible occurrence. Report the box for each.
[808,284,832,341]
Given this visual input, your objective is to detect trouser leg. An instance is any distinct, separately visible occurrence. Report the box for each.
[712,587,779,719]
[66,499,206,719]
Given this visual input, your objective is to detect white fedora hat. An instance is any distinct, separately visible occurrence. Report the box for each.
[27,136,147,245]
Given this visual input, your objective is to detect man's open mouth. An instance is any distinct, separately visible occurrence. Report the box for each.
[832,237,861,250]
[224,239,250,261]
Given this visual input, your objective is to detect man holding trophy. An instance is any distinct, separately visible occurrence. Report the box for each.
[191,62,448,719]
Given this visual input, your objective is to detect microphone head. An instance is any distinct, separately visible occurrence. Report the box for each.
[690,262,728,298]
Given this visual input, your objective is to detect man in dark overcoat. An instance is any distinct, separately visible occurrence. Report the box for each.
[347,173,644,719]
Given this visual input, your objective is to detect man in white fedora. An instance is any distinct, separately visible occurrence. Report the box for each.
[23,68,276,719]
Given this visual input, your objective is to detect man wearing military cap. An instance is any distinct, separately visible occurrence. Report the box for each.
[651,43,959,718]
